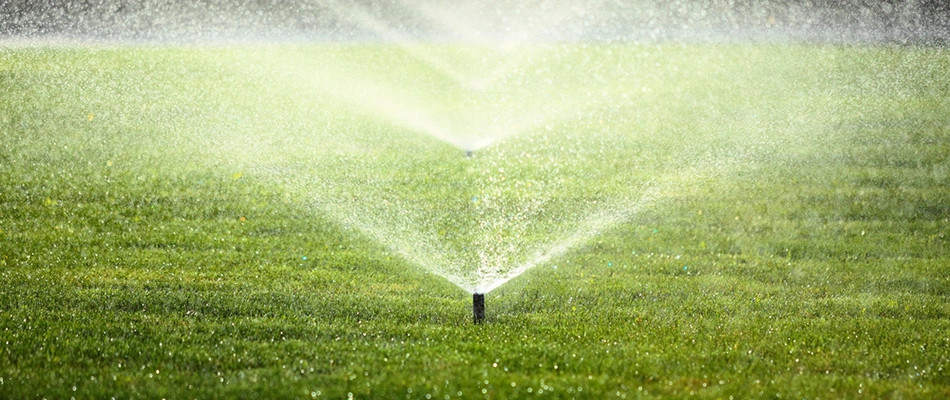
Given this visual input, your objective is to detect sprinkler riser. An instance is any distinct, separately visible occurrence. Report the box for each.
[473,293,485,324]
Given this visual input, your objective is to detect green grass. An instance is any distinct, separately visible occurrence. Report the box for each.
[1,43,949,399]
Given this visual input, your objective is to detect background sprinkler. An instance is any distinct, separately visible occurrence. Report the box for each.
[465,149,473,158]
[473,293,485,323]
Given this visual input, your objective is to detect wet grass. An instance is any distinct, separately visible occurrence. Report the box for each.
[1,43,950,399]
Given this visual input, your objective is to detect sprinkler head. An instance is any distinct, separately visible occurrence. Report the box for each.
[465,149,473,158]
[472,293,485,324]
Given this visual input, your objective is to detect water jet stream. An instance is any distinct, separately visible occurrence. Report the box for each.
[203,37,810,312]
[269,45,609,151]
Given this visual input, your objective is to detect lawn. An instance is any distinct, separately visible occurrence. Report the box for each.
[1,43,949,398]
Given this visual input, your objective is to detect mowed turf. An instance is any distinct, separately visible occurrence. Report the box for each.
[1,43,949,399]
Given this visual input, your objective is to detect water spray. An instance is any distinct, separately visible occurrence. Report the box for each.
[472,293,485,323]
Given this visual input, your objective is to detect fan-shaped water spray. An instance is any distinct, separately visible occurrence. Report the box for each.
[196,33,816,322]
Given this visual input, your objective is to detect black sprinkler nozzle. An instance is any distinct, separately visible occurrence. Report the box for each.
[465,149,473,158]
[473,293,485,324]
